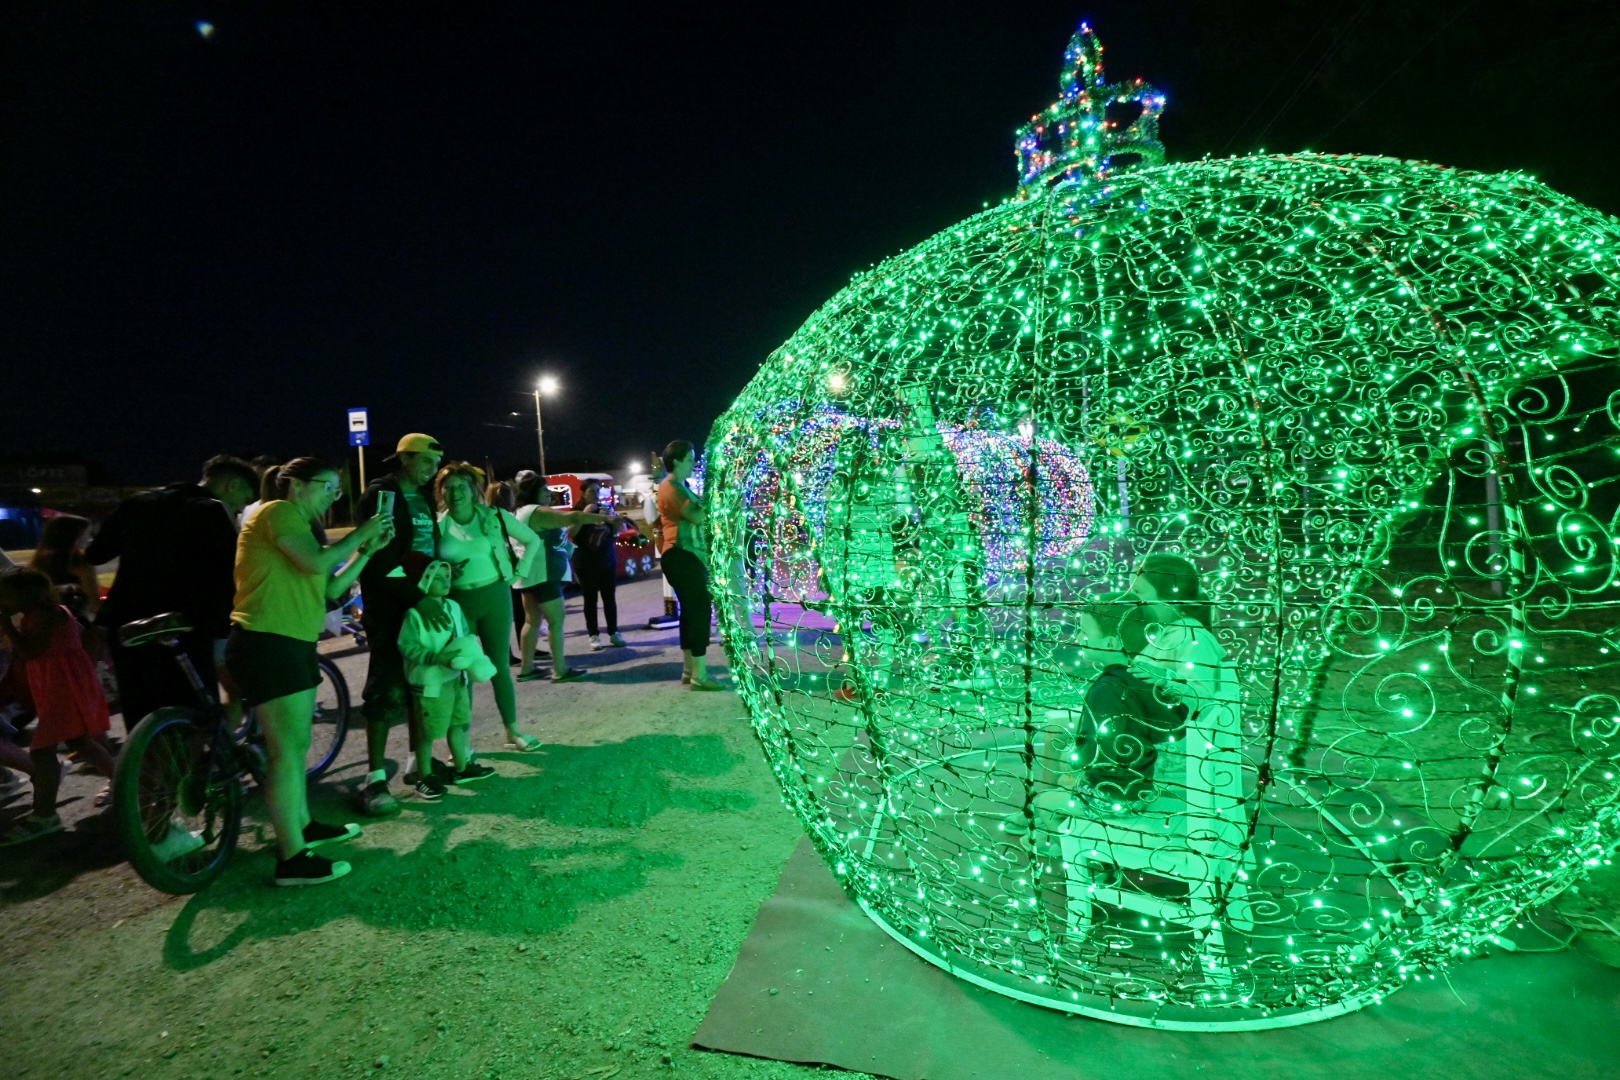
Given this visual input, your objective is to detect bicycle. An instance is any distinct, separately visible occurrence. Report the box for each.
[110,613,352,894]
[111,613,256,893]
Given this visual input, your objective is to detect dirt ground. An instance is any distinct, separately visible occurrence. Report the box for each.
[8,576,1619,1079]
[2,577,875,1080]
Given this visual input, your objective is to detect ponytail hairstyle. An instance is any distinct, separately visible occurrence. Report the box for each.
[485,481,516,512]
[513,469,544,507]
[258,462,287,503]
[1135,552,1211,628]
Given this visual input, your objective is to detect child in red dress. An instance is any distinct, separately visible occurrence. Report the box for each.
[0,567,116,845]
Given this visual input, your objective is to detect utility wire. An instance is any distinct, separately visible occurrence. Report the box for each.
[1308,2,1477,148]
[1247,0,1378,154]
[1215,0,1352,157]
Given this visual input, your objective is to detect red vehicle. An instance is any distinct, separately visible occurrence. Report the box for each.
[544,473,656,581]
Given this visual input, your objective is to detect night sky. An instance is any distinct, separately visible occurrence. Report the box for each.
[5,1,1619,485]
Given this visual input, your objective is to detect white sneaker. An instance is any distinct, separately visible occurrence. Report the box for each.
[589,636,604,651]
[150,820,207,862]
[607,633,627,647]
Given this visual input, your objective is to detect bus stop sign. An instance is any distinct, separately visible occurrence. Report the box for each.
[348,408,370,447]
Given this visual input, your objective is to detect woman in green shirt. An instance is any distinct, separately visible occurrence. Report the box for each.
[227,457,393,887]
[435,463,608,749]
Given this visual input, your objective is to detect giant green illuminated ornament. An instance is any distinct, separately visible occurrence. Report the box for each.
[705,22,1620,1030]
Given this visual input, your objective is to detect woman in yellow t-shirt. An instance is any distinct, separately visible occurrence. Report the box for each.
[226,457,393,887]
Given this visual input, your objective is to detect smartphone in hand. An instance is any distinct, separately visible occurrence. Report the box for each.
[377,488,396,519]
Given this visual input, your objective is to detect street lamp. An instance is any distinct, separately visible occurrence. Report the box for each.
[533,375,560,478]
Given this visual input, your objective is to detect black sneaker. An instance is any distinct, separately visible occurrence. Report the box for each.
[403,758,454,786]
[415,774,448,801]
[274,850,351,887]
[303,820,362,850]
[452,761,496,785]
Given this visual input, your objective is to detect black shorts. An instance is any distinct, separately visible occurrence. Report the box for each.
[224,626,320,707]
[520,581,563,603]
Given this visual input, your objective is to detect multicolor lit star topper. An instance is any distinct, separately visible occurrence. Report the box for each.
[706,22,1620,1031]
[1015,21,1165,193]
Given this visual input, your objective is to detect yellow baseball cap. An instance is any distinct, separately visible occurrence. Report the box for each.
[386,433,443,460]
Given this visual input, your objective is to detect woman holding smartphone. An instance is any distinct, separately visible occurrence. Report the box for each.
[227,457,393,886]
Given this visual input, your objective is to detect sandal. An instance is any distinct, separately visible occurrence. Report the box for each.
[552,668,591,684]
[94,784,113,808]
[503,732,543,752]
[690,678,725,692]
[515,670,548,683]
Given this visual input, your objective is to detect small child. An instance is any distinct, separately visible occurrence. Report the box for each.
[397,553,497,800]
[1049,593,1187,809]
[0,567,117,845]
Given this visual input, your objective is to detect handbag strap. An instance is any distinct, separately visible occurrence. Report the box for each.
[493,507,528,580]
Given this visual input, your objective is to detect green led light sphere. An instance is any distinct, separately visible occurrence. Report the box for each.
[705,23,1620,1030]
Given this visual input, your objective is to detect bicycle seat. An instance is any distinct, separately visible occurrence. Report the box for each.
[120,612,194,646]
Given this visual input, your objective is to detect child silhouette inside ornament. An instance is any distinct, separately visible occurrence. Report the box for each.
[1038,593,1186,817]
[397,552,498,800]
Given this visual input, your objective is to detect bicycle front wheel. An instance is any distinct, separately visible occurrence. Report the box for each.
[307,655,351,779]
[113,707,243,895]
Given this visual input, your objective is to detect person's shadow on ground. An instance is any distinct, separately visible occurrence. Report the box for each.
[491,732,754,826]
[162,733,754,970]
[0,794,126,904]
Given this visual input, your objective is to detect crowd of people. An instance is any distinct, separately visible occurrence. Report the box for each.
[0,433,724,887]
[1,426,1230,888]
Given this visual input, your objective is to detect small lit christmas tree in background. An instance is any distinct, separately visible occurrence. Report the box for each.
[705,22,1620,1029]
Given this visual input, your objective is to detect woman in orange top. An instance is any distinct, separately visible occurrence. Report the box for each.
[656,440,722,690]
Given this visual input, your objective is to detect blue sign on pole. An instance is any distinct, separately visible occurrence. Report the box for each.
[347,408,370,447]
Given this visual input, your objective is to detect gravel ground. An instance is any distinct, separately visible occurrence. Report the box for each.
[8,575,1616,1079]
[2,577,873,1080]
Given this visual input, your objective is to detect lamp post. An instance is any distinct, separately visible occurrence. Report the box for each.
[533,374,560,478]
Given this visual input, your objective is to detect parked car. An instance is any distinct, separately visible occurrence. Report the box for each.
[0,488,44,553]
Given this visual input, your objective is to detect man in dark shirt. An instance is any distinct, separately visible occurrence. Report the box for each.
[86,455,257,732]
[353,433,443,815]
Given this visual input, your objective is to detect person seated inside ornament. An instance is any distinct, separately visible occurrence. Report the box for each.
[1037,593,1187,815]
[1128,553,1210,626]
[397,553,497,801]
[1126,553,1236,722]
